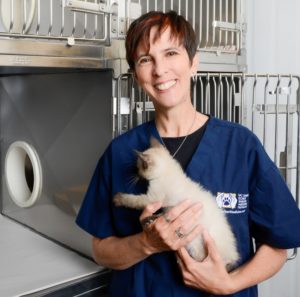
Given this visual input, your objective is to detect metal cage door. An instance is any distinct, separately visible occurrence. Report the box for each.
[114,72,300,258]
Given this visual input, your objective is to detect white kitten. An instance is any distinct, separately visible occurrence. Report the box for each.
[114,137,239,269]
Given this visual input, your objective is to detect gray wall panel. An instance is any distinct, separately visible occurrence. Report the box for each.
[0,69,113,257]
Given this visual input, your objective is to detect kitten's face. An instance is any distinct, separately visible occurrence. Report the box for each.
[136,139,168,180]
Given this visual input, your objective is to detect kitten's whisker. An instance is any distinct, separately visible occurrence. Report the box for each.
[122,160,137,172]
[127,174,140,187]
[123,159,136,166]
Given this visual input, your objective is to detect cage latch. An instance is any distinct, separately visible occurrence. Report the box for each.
[64,0,110,15]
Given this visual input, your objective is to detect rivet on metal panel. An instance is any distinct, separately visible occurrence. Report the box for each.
[111,16,118,33]
[119,18,126,35]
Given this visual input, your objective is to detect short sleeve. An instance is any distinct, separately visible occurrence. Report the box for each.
[249,161,300,248]
[76,144,116,238]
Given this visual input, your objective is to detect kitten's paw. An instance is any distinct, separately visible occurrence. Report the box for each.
[187,246,206,262]
[186,239,206,262]
[224,254,240,271]
[225,261,238,272]
[113,193,124,206]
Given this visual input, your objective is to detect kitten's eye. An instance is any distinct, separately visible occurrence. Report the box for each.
[142,160,148,170]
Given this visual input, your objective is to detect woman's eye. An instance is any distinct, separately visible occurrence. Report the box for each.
[137,56,152,65]
[166,51,178,57]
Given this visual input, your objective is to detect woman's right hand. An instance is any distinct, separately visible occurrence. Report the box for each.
[139,199,203,255]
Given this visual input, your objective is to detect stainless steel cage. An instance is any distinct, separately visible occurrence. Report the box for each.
[0,0,109,44]
[114,72,300,258]
[0,0,245,48]
[140,0,245,53]
[139,0,247,71]
[0,0,246,72]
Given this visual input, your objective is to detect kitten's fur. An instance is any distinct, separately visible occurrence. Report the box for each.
[114,138,239,269]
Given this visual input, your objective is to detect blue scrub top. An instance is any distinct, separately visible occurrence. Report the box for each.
[76,117,300,297]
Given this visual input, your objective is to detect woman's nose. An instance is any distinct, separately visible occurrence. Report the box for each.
[152,58,168,77]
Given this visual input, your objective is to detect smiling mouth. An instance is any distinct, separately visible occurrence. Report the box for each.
[155,80,177,91]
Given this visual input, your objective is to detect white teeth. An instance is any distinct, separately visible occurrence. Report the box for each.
[156,80,176,91]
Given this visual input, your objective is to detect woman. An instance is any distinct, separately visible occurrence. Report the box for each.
[76,11,300,296]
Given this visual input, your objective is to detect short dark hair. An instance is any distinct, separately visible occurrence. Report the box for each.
[125,10,198,71]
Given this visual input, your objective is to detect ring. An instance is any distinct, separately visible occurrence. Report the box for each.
[175,227,185,239]
[163,213,171,223]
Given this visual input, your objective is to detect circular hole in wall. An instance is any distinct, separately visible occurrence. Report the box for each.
[5,141,42,208]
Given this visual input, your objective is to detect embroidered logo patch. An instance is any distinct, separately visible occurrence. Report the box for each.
[216,192,248,214]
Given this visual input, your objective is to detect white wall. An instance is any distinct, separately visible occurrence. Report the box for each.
[246,0,300,296]
[247,0,300,74]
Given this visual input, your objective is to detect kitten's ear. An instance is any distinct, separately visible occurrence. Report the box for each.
[134,150,150,170]
[134,150,147,162]
[134,149,142,157]
[150,137,163,148]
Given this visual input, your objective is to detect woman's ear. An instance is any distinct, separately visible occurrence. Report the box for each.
[191,52,199,76]
[150,137,163,148]
[133,69,138,82]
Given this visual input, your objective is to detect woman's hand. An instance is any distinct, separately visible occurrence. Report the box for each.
[176,230,235,295]
[176,230,288,295]
[139,200,202,256]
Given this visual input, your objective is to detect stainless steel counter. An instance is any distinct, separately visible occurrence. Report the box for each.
[0,215,108,297]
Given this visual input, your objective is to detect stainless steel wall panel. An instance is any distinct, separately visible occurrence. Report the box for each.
[0,68,113,257]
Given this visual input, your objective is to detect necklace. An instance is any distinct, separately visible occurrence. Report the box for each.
[158,110,197,158]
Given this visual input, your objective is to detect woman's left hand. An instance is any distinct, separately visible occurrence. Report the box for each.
[176,230,235,295]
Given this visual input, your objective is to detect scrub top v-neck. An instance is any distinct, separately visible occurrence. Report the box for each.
[160,118,209,169]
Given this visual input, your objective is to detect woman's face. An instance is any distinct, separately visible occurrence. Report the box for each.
[134,26,198,111]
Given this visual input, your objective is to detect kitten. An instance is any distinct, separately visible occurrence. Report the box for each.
[114,137,239,269]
